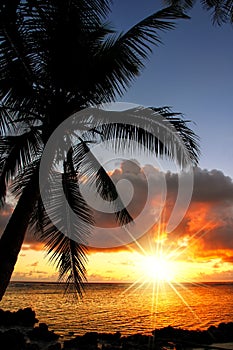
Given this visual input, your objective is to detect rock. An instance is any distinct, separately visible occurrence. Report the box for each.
[0,307,38,327]
[123,333,150,345]
[47,343,62,350]
[25,344,40,350]
[98,332,121,344]
[63,337,78,349]
[83,332,98,345]
[152,325,213,347]
[0,329,26,350]
[38,322,49,332]
[16,308,38,326]
[121,334,155,350]
[0,310,11,326]
[28,322,59,342]
[63,333,98,349]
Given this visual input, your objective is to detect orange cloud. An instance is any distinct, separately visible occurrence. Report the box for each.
[1,162,233,282]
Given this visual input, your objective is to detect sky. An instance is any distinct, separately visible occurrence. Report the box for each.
[2,1,233,285]
[110,0,233,179]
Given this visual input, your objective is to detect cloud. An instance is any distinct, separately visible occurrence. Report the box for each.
[161,168,233,266]
[88,164,233,267]
[87,273,117,282]
[12,271,58,282]
[1,162,233,282]
[86,160,166,249]
[223,256,233,263]
[21,242,44,251]
[191,168,233,203]
[196,269,233,282]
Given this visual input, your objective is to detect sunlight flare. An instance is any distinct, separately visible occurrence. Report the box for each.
[140,254,176,282]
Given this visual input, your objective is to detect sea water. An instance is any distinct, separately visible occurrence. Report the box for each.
[1,282,233,338]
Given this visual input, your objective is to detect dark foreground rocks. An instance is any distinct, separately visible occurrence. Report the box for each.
[0,308,59,350]
[28,323,59,342]
[62,323,233,349]
[61,323,233,350]
[0,307,38,327]
[0,308,233,349]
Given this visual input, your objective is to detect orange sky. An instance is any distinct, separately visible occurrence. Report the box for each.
[1,164,233,284]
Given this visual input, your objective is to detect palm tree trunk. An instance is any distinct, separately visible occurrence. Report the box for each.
[0,172,40,301]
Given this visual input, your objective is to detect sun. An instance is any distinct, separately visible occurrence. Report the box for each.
[140,254,176,282]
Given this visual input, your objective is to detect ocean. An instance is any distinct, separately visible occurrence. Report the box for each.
[1,282,233,338]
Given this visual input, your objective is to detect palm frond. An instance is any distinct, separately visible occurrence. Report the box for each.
[57,237,88,296]
[163,0,195,10]
[93,6,189,99]
[25,0,112,24]
[0,104,16,135]
[40,172,93,244]
[116,6,189,57]
[150,106,200,164]
[73,140,134,226]
[66,6,189,109]
[202,0,232,24]
[29,149,94,296]
[82,106,200,168]
[10,159,41,199]
[30,199,88,297]
[0,129,42,206]
[164,0,233,24]
[0,3,37,95]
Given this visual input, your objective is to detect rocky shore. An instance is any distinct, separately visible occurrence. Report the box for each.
[0,308,233,350]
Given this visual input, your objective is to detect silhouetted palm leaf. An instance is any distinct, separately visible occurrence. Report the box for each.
[81,107,200,167]
[80,7,189,104]
[0,130,42,206]
[30,199,88,296]
[10,159,41,199]
[164,0,233,24]
[73,141,134,226]
[29,150,93,295]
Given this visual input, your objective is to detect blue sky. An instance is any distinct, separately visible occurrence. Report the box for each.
[109,1,233,178]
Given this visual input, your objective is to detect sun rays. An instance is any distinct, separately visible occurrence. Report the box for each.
[139,254,175,282]
[120,219,220,331]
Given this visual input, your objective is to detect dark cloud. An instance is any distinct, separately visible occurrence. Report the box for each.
[1,163,233,264]
[87,160,166,248]
[164,167,233,203]
[192,168,233,203]
[89,163,233,258]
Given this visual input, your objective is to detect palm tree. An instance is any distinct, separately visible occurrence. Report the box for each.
[164,0,233,24]
[0,0,199,300]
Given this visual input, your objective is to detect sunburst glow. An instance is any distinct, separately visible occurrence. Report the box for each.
[140,254,176,282]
